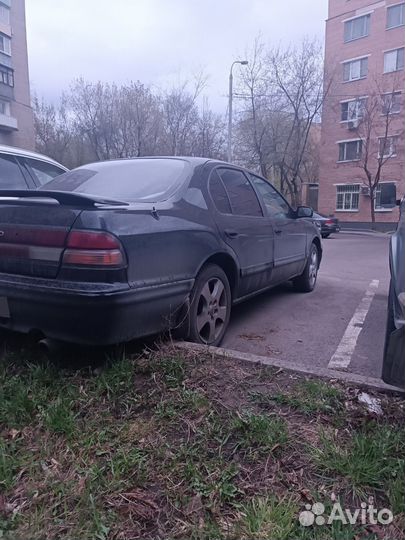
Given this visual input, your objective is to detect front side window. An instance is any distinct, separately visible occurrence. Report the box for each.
[343,57,368,81]
[382,91,401,114]
[338,140,362,161]
[22,157,66,186]
[217,168,263,217]
[248,174,290,218]
[378,136,398,158]
[336,185,360,211]
[0,33,11,55]
[43,158,190,202]
[0,154,28,189]
[375,182,397,209]
[387,3,404,28]
[344,14,370,42]
[384,48,404,72]
[341,98,367,121]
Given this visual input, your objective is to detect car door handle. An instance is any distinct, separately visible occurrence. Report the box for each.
[224,229,239,238]
[275,229,282,235]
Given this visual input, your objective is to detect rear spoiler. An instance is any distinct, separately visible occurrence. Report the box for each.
[0,190,129,207]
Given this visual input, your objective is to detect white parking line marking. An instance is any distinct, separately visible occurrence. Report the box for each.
[328,279,380,370]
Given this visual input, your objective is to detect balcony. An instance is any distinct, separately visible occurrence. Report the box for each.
[0,112,17,131]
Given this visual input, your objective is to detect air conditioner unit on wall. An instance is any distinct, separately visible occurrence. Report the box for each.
[348,119,360,130]
[361,185,370,196]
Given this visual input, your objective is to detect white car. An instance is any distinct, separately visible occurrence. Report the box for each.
[0,145,68,190]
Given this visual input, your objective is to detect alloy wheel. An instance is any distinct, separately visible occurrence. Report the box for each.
[196,277,228,344]
[309,247,318,288]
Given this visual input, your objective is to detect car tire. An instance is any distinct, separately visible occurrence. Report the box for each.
[187,264,231,347]
[321,233,330,239]
[383,279,396,361]
[293,243,319,293]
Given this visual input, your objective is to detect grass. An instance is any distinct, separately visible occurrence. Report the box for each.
[0,341,404,540]
[231,411,288,451]
[312,425,405,514]
[251,379,344,416]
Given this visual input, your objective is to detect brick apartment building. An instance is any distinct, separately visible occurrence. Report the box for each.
[0,0,34,150]
[319,0,405,229]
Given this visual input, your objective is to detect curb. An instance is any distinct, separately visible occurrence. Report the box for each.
[174,341,404,395]
[340,230,393,237]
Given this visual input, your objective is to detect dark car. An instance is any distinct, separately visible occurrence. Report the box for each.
[312,212,340,239]
[382,197,405,388]
[0,144,67,189]
[0,157,321,347]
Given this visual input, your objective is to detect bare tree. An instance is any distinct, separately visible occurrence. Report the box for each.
[267,39,330,206]
[33,75,227,168]
[33,95,73,164]
[233,38,329,206]
[351,84,403,227]
[160,75,205,156]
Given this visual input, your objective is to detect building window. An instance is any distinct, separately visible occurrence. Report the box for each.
[384,48,404,72]
[0,3,10,25]
[336,185,360,211]
[343,57,368,81]
[338,140,362,162]
[0,65,13,87]
[0,33,10,55]
[382,91,401,114]
[0,98,10,115]
[378,136,398,158]
[344,14,370,42]
[375,183,396,209]
[341,98,367,121]
[387,3,404,29]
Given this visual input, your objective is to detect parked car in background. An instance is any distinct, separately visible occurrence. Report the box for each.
[0,145,67,189]
[382,196,405,388]
[311,212,340,239]
[0,157,321,348]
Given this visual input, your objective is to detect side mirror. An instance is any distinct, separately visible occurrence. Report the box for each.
[296,206,313,218]
[379,183,397,208]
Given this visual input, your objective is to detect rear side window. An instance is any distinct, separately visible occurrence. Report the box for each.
[23,157,65,186]
[217,168,263,217]
[0,154,27,189]
[209,170,232,214]
[42,158,190,202]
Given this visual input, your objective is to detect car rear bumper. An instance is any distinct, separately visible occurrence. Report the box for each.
[0,274,194,345]
[321,224,340,234]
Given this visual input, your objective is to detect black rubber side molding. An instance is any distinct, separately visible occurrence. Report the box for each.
[0,190,129,207]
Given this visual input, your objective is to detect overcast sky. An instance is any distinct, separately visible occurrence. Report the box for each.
[26,0,327,113]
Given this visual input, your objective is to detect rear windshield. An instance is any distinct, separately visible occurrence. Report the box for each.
[41,158,190,202]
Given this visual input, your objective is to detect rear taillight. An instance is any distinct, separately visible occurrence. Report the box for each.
[62,230,125,267]
[325,219,334,225]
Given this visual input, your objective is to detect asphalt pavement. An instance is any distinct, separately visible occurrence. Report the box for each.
[222,233,391,379]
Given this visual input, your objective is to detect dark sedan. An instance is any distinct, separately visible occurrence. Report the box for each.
[312,212,340,238]
[382,197,405,388]
[0,157,321,347]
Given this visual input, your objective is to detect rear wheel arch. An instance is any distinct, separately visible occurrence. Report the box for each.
[197,253,238,298]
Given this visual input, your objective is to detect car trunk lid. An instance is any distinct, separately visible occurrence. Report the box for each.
[0,203,82,278]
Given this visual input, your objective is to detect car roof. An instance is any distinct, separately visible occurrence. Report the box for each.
[0,144,68,170]
[75,156,221,170]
